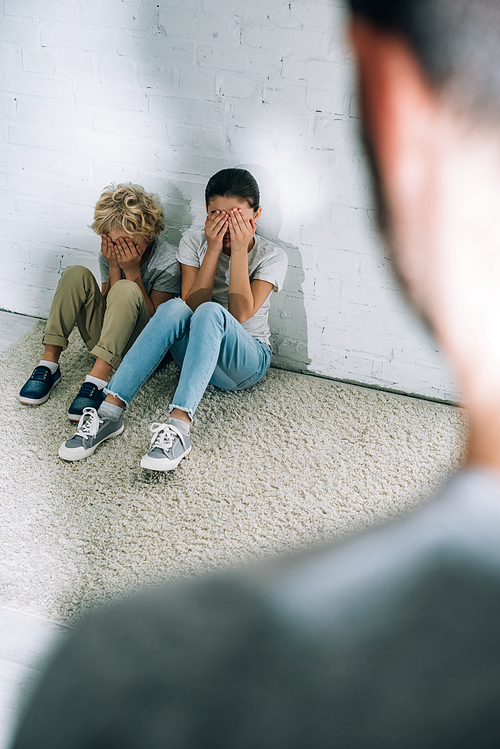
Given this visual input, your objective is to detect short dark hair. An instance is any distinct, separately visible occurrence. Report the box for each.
[349,0,500,119]
[205,168,260,210]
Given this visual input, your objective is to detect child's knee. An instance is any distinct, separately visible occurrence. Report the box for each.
[107,279,142,305]
[157,297,191,322]
[60,264,94,287]
[191,302,225,333]
[192,301,224,323]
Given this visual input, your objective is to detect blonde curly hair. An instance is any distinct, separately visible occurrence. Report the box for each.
[91,183,165,242]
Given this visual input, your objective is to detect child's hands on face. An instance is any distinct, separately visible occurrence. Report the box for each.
[205,210,229,254]
[228,209,256,253]
[101,235,120,268]
[113,236,143,272]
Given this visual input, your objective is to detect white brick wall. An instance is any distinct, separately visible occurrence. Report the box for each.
[0,0,458,401]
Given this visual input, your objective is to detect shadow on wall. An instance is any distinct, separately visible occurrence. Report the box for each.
[237,164,311,371]
[162,184,195,248]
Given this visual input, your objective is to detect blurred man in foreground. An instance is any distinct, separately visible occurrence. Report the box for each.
[12,1,500,746]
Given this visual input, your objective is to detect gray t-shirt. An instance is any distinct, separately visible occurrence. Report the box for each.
[98,231,181,296]
[11,470,500,749]
[177,228,288,345]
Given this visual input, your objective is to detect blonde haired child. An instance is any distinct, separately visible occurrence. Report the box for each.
[19,183,180,420]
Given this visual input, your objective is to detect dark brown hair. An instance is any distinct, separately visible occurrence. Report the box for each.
[205,168,260,211]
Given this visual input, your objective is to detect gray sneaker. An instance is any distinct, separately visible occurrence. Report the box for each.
[140,422,191,471]
[58,407,124,462]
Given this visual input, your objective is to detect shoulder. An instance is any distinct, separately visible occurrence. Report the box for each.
[178,227,207,264]
[252,236,288,275]
[153,232,178,257]
[253,236,288,265]
[154,231,176,252]
[249,236,288,292]
[179,227,205,248]
[148,233,179,271]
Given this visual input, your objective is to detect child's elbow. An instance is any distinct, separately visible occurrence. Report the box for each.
[232,306,255,324]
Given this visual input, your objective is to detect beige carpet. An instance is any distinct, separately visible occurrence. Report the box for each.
[0,323,467,625]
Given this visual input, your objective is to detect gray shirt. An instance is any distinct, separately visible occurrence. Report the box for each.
[11,470,500,749]
[98,231,181,296]
[177,228,288,346]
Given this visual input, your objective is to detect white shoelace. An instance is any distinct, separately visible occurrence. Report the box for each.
[149,422,186,452]
[74,408,101,441]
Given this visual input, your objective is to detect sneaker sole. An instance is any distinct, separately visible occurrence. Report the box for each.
[140,445,191,472]
[58,424,124,462]
[19,376,61,405]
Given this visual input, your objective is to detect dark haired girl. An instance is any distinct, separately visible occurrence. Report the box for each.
[59,168,288,470]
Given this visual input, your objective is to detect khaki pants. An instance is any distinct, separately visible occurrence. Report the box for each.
[43,265,151,369]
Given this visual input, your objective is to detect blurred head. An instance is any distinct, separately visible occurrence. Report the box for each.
[349,0,500,122]
[91,184,165,243]
[348,0,500,410]
[348,0,500,242]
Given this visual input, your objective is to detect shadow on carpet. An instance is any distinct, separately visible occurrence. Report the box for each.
[0,323,467,624]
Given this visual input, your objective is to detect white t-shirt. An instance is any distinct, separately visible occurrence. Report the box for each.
[178,228,288,346]
[99,231,181,296]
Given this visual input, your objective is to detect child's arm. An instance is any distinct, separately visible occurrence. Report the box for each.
[227,209,273,323]
[151,290,175,309]
[101,234,122,298]
[182,211,228,311]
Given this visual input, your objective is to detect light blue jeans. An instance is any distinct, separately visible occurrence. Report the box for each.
[106,298,272,420]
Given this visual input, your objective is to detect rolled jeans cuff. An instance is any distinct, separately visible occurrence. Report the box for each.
[103,386,130,407]
[42,333,69,350]
[91,345,122,370]
[169,404,194,420]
